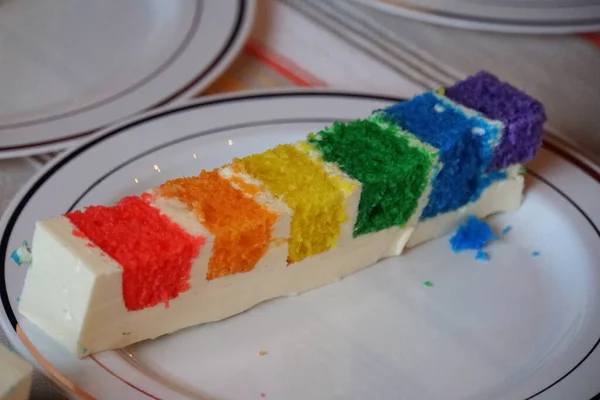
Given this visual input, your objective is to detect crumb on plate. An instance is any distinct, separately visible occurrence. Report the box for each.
[450,215,497,253]
[475,250,489,261]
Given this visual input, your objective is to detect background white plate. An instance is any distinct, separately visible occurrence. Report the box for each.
[1,91,600,399]
[350,0,600,34]
[0,0,255,159]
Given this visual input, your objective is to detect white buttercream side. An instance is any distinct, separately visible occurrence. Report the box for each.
[0,345,33,400]
[148,191,213,239]
[406,172,524,249]
[282,227,398,296]
[19,217,121,355]
[218,166,293,217]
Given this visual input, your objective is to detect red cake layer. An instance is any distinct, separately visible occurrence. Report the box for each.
[66,196,205,311]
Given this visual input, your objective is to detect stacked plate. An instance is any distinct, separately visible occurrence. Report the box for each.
[0,0,256,158]
[351,0,600,33]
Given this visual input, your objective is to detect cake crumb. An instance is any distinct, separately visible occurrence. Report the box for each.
[450,215,497,253]
[532,251,540,258]
[424,281,433,287]
[502,226,512,235]
[10,241,32,266]
[475,250,489,262]
[258,350,268,356]
[519,166,527,175]
[260,393,266,398]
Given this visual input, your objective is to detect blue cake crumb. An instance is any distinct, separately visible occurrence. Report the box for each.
[450,215,497,253]
[475,250,489,261]
[532,251,540,257]
[10,250,20,266]
[381,92,501,219]
[10,240,32,266]
[502,225,512,235]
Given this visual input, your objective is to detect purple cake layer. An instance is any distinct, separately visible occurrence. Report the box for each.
[445,71,546,170]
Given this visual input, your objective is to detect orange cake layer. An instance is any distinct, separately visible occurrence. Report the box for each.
[158,170,279,280]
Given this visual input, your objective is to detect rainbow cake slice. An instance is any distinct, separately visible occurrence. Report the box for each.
[18,71,545,357]
[0,345,32,400]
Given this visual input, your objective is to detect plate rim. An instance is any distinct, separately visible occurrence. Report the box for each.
[349,0,600,34]
[1,89,599,399]
[0,0,257,159]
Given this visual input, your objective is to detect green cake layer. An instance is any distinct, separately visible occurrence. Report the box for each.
[307,117,438,236]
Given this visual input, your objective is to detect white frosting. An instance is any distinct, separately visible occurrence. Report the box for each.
[0,345,32,400]
[218,166,293,217]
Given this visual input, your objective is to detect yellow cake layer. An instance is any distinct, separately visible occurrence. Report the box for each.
[233,143,359,263]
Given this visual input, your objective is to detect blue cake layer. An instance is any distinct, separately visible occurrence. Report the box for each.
[380,92,501,219]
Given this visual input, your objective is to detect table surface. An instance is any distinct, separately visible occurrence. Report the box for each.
[2,0,600,398]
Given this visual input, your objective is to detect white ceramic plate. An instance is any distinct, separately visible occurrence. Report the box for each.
[350,0,600,34]
[0,0,255,159]
[1,91,600,400]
